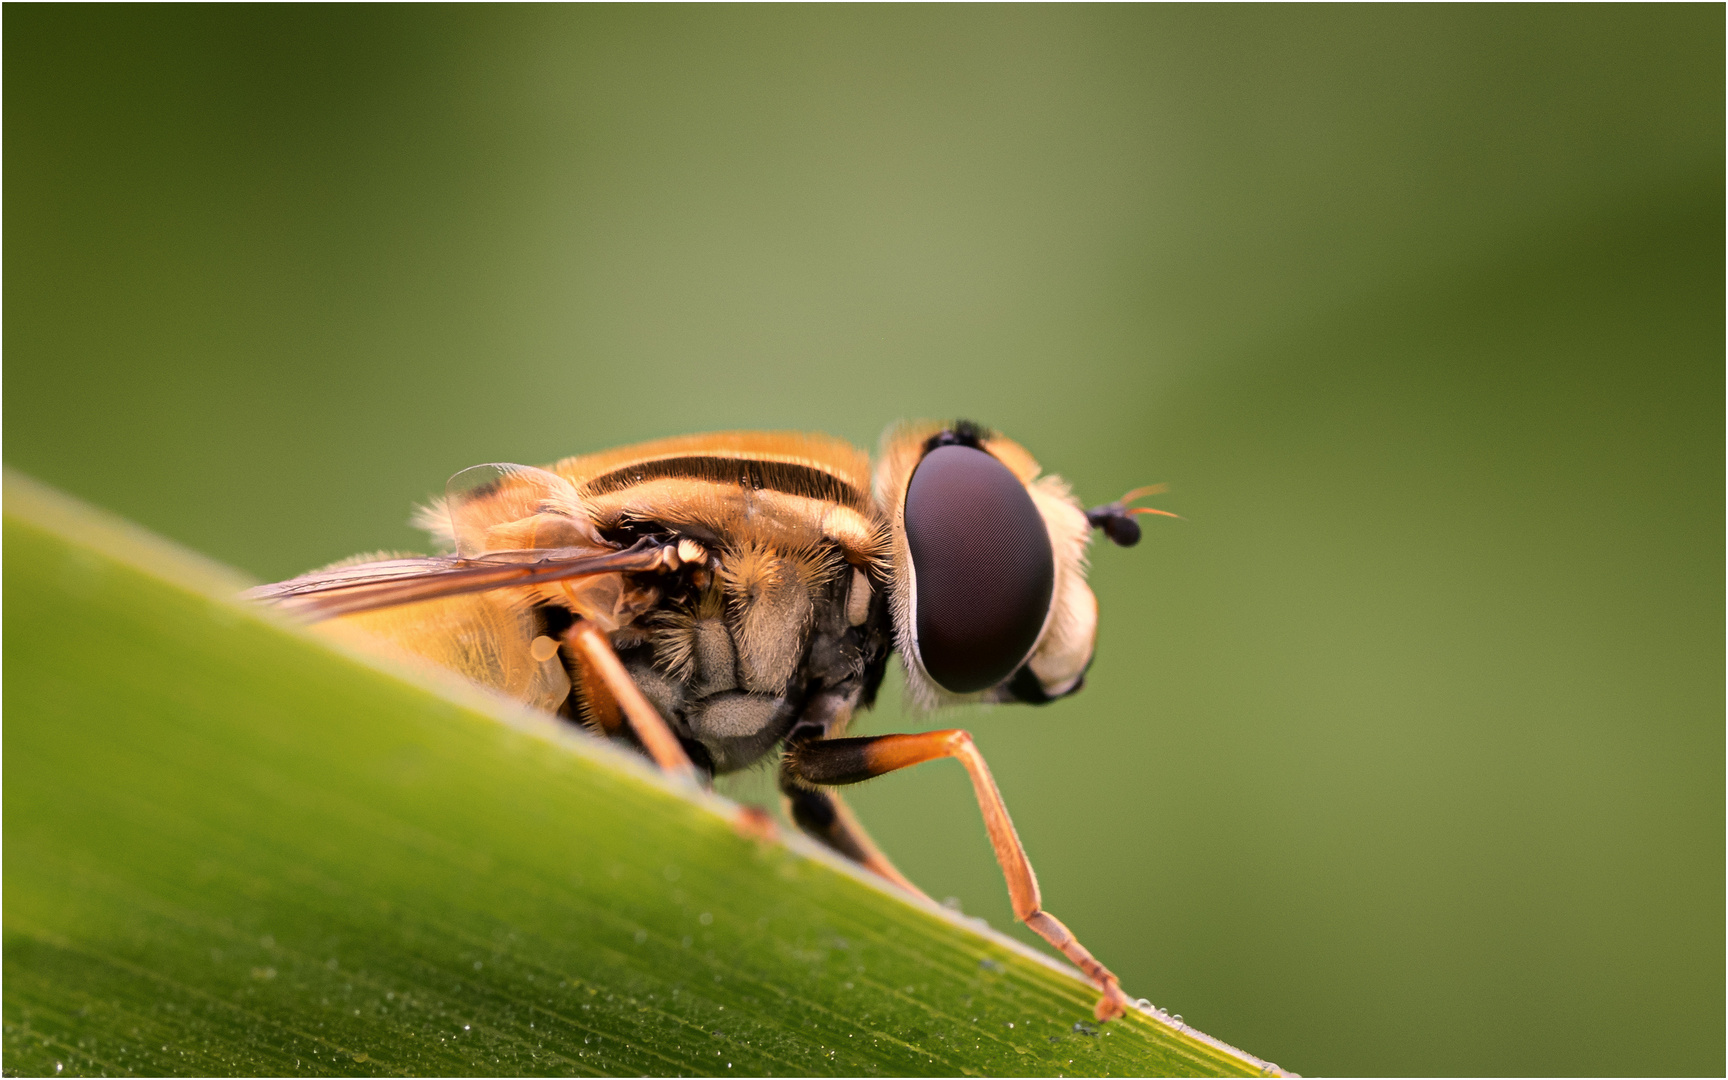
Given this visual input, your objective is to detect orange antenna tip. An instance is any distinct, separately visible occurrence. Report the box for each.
[1119,483,1169,504]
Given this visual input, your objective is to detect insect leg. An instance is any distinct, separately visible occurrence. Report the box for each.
[786,730,1131,1021]
[563,619,697,782]
[776,760,927,898]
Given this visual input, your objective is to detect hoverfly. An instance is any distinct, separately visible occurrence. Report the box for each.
[249,420,1171,1021]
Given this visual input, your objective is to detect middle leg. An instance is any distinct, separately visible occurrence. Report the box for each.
[778,758,927,898]
[563,618,697,781]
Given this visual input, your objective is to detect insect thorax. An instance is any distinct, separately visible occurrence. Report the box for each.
[568,539,890,775]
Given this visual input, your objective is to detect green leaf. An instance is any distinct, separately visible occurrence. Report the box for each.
[3,470,1284,1077]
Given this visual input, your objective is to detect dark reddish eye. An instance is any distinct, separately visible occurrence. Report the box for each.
[904,445,1054,693]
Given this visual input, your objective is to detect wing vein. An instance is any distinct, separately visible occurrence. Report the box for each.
[246,540,667,621]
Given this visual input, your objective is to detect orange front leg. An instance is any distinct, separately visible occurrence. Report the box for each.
[786,730,1131,1021]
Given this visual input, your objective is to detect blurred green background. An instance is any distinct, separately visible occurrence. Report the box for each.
[5,6,1720,1075]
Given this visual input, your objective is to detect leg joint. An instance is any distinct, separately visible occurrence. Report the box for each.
[938,728,975,753]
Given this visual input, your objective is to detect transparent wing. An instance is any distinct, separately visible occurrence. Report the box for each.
[445,463,599,558]
[244,539,669,622]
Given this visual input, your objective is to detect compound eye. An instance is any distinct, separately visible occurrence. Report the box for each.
[904,445,1055,693]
